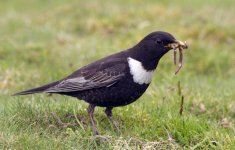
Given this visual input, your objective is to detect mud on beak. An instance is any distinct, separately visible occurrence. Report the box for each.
[165,40,188,75]
[165,40,188,50]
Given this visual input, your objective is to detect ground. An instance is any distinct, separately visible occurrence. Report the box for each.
[0,0,235,149]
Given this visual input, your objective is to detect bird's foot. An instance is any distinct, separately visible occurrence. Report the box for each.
[93,127,99,136]
[110,119,121,135]
[105,107,121,135]
[50,112,77,128]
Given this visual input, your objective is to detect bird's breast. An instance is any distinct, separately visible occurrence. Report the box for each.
[127,57,155,84]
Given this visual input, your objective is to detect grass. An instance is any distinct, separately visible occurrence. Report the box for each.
[0,0,235,149]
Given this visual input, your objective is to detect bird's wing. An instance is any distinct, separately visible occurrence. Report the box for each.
[45,61,126,93]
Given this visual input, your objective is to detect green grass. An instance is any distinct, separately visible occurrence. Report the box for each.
[1,0,235,149]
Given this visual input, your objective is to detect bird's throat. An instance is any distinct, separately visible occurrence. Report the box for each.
[127,57,154,84]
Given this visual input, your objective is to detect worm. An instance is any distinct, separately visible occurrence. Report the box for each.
[175,47,183,75]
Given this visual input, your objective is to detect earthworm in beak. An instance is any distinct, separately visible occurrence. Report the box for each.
[174,48,177,65]
[175,47,183,75]
[165,40,188,74]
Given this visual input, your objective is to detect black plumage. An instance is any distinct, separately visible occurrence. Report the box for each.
[14,31,188,135]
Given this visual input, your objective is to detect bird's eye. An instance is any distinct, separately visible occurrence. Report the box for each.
[155,39,163,45]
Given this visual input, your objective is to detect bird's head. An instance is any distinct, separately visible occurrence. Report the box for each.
[140,31,187,54]
[134,31,188,73]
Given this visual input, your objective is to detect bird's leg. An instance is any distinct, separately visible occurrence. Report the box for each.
[87,104,99,135]
[105,107,120,134]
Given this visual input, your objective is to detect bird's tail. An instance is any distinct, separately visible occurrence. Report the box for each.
[13,81,60,96]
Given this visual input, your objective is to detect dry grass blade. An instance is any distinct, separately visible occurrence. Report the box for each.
[177,81,184,116]
[179,96,184,116]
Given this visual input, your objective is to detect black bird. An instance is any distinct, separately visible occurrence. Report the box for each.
[14,31,188,135]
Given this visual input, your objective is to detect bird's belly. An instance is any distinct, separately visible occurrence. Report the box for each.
[78,81,149,107]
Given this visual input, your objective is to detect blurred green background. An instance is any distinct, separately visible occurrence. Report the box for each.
[0,0,235,149]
